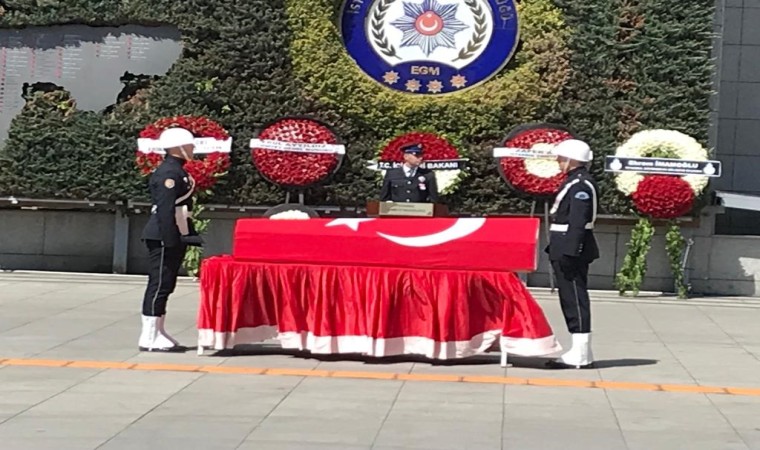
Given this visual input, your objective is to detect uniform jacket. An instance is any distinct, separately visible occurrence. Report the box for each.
[547,166,600,263]
[141,155,197,248]
[380,166,439,203]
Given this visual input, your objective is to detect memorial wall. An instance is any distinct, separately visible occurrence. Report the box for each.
[0,25,182,142]
[0,0,716,210]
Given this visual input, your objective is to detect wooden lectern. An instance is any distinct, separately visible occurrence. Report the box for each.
[366,200,449,218]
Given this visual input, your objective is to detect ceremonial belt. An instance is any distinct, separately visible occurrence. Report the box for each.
[549,223,594,232]
[549,177,598,235]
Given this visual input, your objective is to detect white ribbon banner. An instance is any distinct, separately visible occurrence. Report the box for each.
[492,147,555,159]
[365,159,468,171]
[250,139,346,155]
[137,137,233,155]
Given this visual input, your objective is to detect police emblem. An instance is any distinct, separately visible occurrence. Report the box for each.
[341,0,519,95]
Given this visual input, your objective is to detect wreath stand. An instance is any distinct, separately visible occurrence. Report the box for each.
[680,237,694,295]
[284,191,306,205]
[607,129,718,299]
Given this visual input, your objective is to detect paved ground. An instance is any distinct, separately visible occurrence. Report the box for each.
[0,271,759,450]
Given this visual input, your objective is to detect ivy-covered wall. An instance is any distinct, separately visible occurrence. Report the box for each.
[0,0,716,215]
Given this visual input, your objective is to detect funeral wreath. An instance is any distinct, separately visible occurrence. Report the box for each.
[251,117,345,189]
[374,131,467,195]
[496,123,577,199]
[612,130,710,299]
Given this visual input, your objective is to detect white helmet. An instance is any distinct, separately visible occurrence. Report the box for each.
[552,139,593,163]
[159,128,194,149]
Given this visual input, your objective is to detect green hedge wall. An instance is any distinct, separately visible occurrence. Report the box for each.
[0,0,715,215]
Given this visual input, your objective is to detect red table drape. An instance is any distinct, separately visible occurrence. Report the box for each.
[197,256,562,359]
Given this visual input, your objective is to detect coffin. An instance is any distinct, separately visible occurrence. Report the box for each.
[232,217,540,273]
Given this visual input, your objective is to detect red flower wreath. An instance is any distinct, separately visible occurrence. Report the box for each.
[378,131,463,193]
[251,117,343,188]
[498,125,575,197]
[632,175,695,219]
[379,131,460,161]
[136,115,231,192]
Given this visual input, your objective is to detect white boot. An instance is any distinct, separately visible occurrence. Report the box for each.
[138,315,155,349]
[550,333,594,369]
[158,315,181,346]
[139,315,181,352]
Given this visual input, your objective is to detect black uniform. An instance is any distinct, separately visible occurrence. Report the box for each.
[380,167,439,203]
[546,166,599,334]
[140,155,200,317]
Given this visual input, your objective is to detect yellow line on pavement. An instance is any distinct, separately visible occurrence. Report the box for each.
[1,357,759,397]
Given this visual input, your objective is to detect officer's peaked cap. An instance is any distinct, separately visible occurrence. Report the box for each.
[159,128,195,149]
[552,139,593,163]
[402,143,423,154]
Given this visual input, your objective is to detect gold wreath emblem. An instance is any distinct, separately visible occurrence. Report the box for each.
[452,0,488,62]
[370,0,399,59]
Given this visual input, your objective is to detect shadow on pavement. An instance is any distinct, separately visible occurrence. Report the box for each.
[507,356,659,370]
[205,345,659,370]
[212,343,503,366]
[592,358,659,369]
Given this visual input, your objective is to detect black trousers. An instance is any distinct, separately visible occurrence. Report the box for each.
[142,240,187,317]
[551,258,591,334]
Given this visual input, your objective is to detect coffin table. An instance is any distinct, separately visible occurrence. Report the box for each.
[196,218,562,363]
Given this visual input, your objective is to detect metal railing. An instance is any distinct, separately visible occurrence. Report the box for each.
[0,196,347,214]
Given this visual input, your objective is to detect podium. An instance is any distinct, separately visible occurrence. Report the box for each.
[366,200,449,217]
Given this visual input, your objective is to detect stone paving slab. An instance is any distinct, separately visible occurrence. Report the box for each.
[1,273,760,449]
[503,426,629,450]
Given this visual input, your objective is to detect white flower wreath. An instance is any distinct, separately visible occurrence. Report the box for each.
[522,143,563,179]
[269,210,312,220]
[434,169,463,194]
[614,130,709,196]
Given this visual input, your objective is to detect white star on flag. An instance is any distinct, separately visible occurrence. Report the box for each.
[326,218,376,231]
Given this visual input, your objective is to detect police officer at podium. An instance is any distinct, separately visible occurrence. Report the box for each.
[380,143,439,203]
[545,139,599,369]
[138,128,203,353]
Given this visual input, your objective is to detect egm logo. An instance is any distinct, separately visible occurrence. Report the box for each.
[341,0,519,95]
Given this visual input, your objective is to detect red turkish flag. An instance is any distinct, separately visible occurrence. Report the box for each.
[232,217,539,272]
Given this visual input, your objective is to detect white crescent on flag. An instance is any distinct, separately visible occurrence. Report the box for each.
[325,218,376,231]
[326,218,487,248]
[376,218,487,247]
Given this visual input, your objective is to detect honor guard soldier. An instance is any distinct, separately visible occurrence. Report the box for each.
[138,128,203,352]
[380,143,440,203]
[545,139,599,369]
